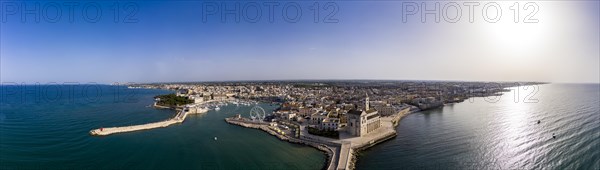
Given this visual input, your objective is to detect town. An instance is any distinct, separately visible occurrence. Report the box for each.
[126,80,541,170]
[131,80,540,112]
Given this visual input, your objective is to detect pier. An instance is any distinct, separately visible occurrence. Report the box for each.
[89,106,208,136]
[89,99,245,136]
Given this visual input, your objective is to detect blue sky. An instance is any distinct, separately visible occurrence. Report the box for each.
[1,0,599,84]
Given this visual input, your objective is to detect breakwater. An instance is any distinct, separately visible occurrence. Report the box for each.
[347,108,412,170]
[225,117,339,170]
[90,107,208,136]
[225,107,413,170]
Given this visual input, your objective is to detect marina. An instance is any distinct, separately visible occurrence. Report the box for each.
[225,108,412,170]
[89,106,209,136]
[90,90,412,169]
[2,0,598,169]
[0,84,597,169]
[92,82,426,169]
[89,99,259,136]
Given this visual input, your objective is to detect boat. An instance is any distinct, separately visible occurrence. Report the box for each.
[215,107,221,111]
[214,137,217,141]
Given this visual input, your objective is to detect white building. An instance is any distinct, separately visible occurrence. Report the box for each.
[283,112,296,120]
[308,110,341,131]
[188,94,204,104]
[310,111,328,125]
[320,117,340,131]
[374,105,396,116]
[346,94,381,137]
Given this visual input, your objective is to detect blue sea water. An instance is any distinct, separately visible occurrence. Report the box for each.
[1,84,598,170]
[0,85,325,169]
[357,84,600,170]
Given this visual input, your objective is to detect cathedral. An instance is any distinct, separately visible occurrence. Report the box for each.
[346,94,382,137]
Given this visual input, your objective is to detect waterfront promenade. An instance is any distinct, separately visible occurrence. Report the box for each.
[225,108,411,170]
[89,105,208,136]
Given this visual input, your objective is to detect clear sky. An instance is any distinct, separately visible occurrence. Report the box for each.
[1,0,598,84]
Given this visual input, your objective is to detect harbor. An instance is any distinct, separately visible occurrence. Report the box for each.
[89,105,208,136]
[89,99,260,136]
[90,83,419,169]
[225,108,412,170]
[225,117,339,170]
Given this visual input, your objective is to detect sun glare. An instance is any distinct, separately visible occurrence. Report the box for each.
[476,1,560,65]
[485,22,546,51]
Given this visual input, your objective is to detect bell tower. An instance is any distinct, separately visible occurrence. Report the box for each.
[365,93,370,111]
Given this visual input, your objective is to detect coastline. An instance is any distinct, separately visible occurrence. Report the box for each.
[225,118,338,170]
[350,86,528,168]
[225,108,414,170]
[347,110,416,169]
[105,84,539,169]
[220,85,533,169]
[89,104,208,136]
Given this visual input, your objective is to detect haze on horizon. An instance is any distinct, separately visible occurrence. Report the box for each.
[1,1,598,84]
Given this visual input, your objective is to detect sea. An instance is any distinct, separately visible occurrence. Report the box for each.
[0,84,598,170]
[357,84,599,170]
[0,85,325,169]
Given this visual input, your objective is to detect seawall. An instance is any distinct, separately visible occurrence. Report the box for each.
[90,107,207,136]
[225,118,339,170]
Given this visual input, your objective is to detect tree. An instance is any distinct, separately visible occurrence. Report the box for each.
[154,94,193,107]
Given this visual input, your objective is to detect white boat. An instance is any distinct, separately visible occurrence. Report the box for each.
[215,107,221,111]
[214,137,217,141]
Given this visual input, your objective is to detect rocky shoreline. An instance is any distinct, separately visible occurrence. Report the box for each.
[347,109,416,169]
[348,132,398,169]
[225,118,338,170]
[225,108,416,170]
